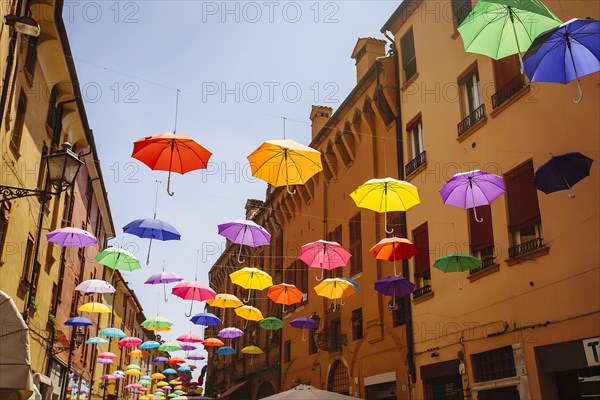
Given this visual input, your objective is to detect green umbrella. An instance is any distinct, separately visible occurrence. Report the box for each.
[141,316,174,330]
[457,0,561,70]
[259,317,284,339]
[138,379,152,386]
[126,363,141,370]
[158,341,182,352]
[434,253,482,290]
[96,247,141,272]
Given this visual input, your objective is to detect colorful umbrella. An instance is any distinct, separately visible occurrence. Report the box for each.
[162,368,177,375]
[534,152,594,197]
[177,365,192,372]
[129,349,150,358]
[215,346,236,356]
[241,345,263,365]
[126,363,141,370]
[118,337,143,347]
[75,279,116,294]
[141,316,174,331]
[154,357,169,362]
[370,237,418,276]
[190,312,222,326]
[290,317,317,341]
[187,354,205,361]
[298,240,351,281]
[158,342,182,352]
[65,317,92,327]
[439,170,505,222]
[217,327,244,339]
[176,333,203,343]
[100,374,116,381]
[179,344,197,351]
[314,278,356,301]
[218,219,272,263]
[151,373,166,379]
[374,276,415,307]
[206,293,243,323]
[524,18,600,102]
[259,316,284,338]
[234,305,264,328]
[172,281,216,317]
[125,369,142,376]
[229,267,273,302]
[267,283,304,313]
[46,227,97,247]
[85,336,108,345]
[132,133,212,196]
[123,218,181,265]
[169,379,182,385]
[140,340,161,349]
[98,352,118,359]
[78,302,111,314]
[457,0,561,71]
[96,247,141,272]
[351,178,421,233]
[96,358,113,364]
[203,338,224,347]
[100,328,126,338]
[433,253,483,289]
[145,267,184,302]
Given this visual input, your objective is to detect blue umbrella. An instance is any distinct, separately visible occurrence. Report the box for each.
[534,152,594,197]
[190,312,221,326]
[162,368,177,375]
[215,346,236,356]
[340,277,359,292]
[153,356,169,363]
[86,336,109,345]
[100,327,126,338]
[140,340,161,349]
[65,317,92,327]
[374,276,415,307]
[524,18,600,103]
[123,218,181,264]
[177,365,192,372]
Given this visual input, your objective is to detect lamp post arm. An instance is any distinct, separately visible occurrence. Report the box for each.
[0,184,59,202]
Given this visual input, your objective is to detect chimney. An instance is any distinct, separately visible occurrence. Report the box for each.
[351,37,387,83]
[245,199,264,220]
[310,105,332,140]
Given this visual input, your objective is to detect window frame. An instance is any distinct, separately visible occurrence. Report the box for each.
[349,213,362,276]
[400,27,417,82]
[10,91,28,157]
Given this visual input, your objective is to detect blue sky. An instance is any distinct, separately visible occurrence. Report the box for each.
[65,0,401,376]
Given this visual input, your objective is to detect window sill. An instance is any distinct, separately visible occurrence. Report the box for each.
[457,116,488,143]
[490,85,531,118]
[401,73,420,92]
[413,291,434,304]
[451,30,460,40]
[18,279,30,293]
[351,272,363,280]
[467,264,500,282]
[405,162,428,182]
[505,246,550,267]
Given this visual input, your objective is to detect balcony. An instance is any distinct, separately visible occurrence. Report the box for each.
[413,285,432,299]
[316,331,347,352]
[469,255,496,275]
[492,74,525,109]
[405,151,426,176]
[458,104,485,137]
[508,238,544,259]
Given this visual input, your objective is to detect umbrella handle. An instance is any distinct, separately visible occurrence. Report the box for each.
[237,245,245,264]
[287,184,297,195]
[573,79,583,104]
[457,276,463,291]
[384,211,394,234]
[316,266,324,281]
[163,284,168,303]
[167,170,175,197]
[185,301,194,317]
[302,329,307,342]
[146,238,153,266]
[244,290,252,303]
[282,304,286,314]
[394,259,402,277]
[269,331,273,339]
[473,207,483,223]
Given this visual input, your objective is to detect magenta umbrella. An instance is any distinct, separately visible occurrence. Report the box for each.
[176,333,203,343]
[145,262,184,302]
[46,227,97,247]
[217,219,271,263]
[179,344,197,351]
[172,281,217,317]
[298,240,352,281]
[439,170,505,222]
[96,358,113,364]
[118,337,143,347]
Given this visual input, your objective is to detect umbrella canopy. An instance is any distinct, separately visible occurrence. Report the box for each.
[230,267,273,302]
[187,354,205,361]
[267,283,304,310]
[98,352,117,359]
[242,346,263,355]
[259,317,284,331]
[215,346,236,356]
[261,384,357,399]
[46,227,97,247]
[290,317,317,341]
[434,253,482,273]
[172,281,217,317]
[218,219,272,263]
[158,342,182,352]
[126,363,141,370]
[100,374,116,381]
[145,270,185,302]
[534,152,594,197]
[176,333,203,343]
[151,373,166,379]
[457,0,561,69]
[86,336,109,345]
[314,278,356,300]
[439,170,505,222]
[374,276,415,307]
[100,328,126,338]
[65,317,93,327]
[78,302,111,314]
[123,218,181,241]
[132,133,213,196]
[154,357,169,362]
[206,294,243,309]
[370,237,418,276]
[203,338,224,347]
[217,327,244,339]
[96,247,141,272]
[177,365,192,372]
[179,344,197,351]
[162,368,178,375]
[75,279,116,294]
[118,337,143,347]
[190,312,222,326]
[97,358,113,364]
[247,139,323,194]
[140,340,161,349]
[169,379,182,385]
[141,316,174,331]
[298,240,351,281]
[351,177,421,233]
[129,349,151,358]
[234,305,264,323]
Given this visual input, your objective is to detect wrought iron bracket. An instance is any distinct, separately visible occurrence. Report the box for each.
[0,185,57,203]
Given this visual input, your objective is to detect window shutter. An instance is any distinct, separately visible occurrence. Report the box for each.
[468,205,494,252]
[413,223,430,277]
[349,213,362,276]
[504,160,540,231]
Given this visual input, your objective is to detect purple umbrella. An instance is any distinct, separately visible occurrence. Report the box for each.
[46,227,97,247]
[97,358,113,364]
[290,317,317,341]
[179,344,197,351]
[144,263,184,302]
[187,353,205,361]
[374,276,415,307]
[439,170,505,222]
[153,357,169,363]
[217,327,244,339]
[217,219,271,263]
[65,317,93,327]
[123,218,181,264]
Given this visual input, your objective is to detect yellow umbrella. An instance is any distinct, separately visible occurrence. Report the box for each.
[241,345,264,365]
[169,379,181,385]
[174,385,183,390]
[78,302,111,313]
[206,293,243,325]
[151,373,166,379]
[157,381,168,387]
[229,267,273,302]
[350,177,421,234]
[128,349,150,358]
[314,278,356,308]
[247,139,323,194]
[124,369,141,376]
[234,305,264,328]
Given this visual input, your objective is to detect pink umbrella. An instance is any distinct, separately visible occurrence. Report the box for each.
[46,227,97,247]
[98,352,118,359]
[176,333,203,343]
[100,374,116,381]
[144,262,184,302]
[97,358,113,364]
[172,281,216,317]
[118,337,143,347]
[298,240,351,281]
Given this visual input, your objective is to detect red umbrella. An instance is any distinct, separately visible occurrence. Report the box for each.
[100,374,116,381]
[369,237,418,276]
[167,357,186,364]
[172,281,216,317]
[132,133,212,196]
[118,337,143,347]
[177,333,203,343]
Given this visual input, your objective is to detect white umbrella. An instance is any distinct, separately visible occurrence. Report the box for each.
[261,385,357,399]
[75,279,116,293]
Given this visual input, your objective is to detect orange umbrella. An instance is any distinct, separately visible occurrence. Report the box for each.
[203,338,224,347]
[167,357,185,364]
[369,237,418,276]
[132,133,212,196]
[267,283,304,313]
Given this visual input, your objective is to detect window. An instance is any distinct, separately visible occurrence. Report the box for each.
[477,386,520,400]
[400,28,417,82]
[458,66,485,136]
[24,35,38,77]
[468,205,496,271]
[327,360,350,394]
[0,202,10,261]
[309,329,318,355]
[46,85,59,128]
[452,0,472,28]
[349,214,362,276]
[284,340,291,363]
[405,115,426,176]
[37,143,49,190]
[21,235,35,286]
[504,160,543,258]
[10,91,27,156]
[412,223,431,297]
[351,308,363,341]
[392,298,406,327]
[492,55,524,109]
[425,374,463,400]
[471,346,516,382]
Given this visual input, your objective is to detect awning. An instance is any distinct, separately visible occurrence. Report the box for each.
[0,290,34,399]
[218,380,249,399]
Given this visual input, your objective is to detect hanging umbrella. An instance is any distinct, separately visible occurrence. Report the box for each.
[78,302,111,314]
[65,317,93,327]
[340,278,359,292]
[158,342,182,352]
[75,279,116,294]
[203,338,224,347]
[162,368,178,375]
[169,379,182,385]
[132,133,212,196]
[457,0,561,71]
[217,327,244,339]
[524,18,600,102]
[267,283,304,313]
[118,337,143,347]
[259,316,284,339]
[145,267,184,302]
[46,227,97,247]
[126,363,141,370]
[190,312,222,326]
[374,276,415,307]
[229,267,273,302]
[439,170,505,222]
[100,374,116,381]
[140,375,152,381]
[151,373,166,380]
[97,358,113,364]
[98,352,118,359]
[154,357,169,363]
[176,333,203,343]
[179,344,197,351]
[369,237,418,276]
[234,305,264,328]
[123,218,181,265]
[433,253,482,289]
[96,247,141,272]
[215,346,236,356]
[205,293,243,324]
[218,219,271,263]
[140,340,161,349]
[247,139,323,194]
[141,316,174,331]
[314,278,356,306]
[177,365,192,372]
[172,281,216,317]
[100,327,126,338]
[534,152,594,197]
[187,354,205,361]
[351,178,421,233]
[129,349,151,358]
[298,240,351,281]
[290,317,317,341]
[241,345,263,365]
[86,336,108,345]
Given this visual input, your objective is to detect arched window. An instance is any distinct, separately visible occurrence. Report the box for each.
[327,360,349,394]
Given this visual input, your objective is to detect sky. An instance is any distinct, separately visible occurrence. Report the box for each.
[64,0,401,378]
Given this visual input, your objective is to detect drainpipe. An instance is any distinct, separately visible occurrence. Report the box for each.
[381,28,417,391]
[0,0,23,126]
[269,207,283,391]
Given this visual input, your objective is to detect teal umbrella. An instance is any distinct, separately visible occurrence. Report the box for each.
[434,253,482,290]
[457,0,561,71]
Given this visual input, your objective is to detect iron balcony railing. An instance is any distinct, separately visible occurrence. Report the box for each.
[470,255,497,275]
[316,331,347,352]
[413,285,432,299]
[508,238,544,259]
[405,150,426,176]
[458,104,485,137]
[492,74,525,109]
